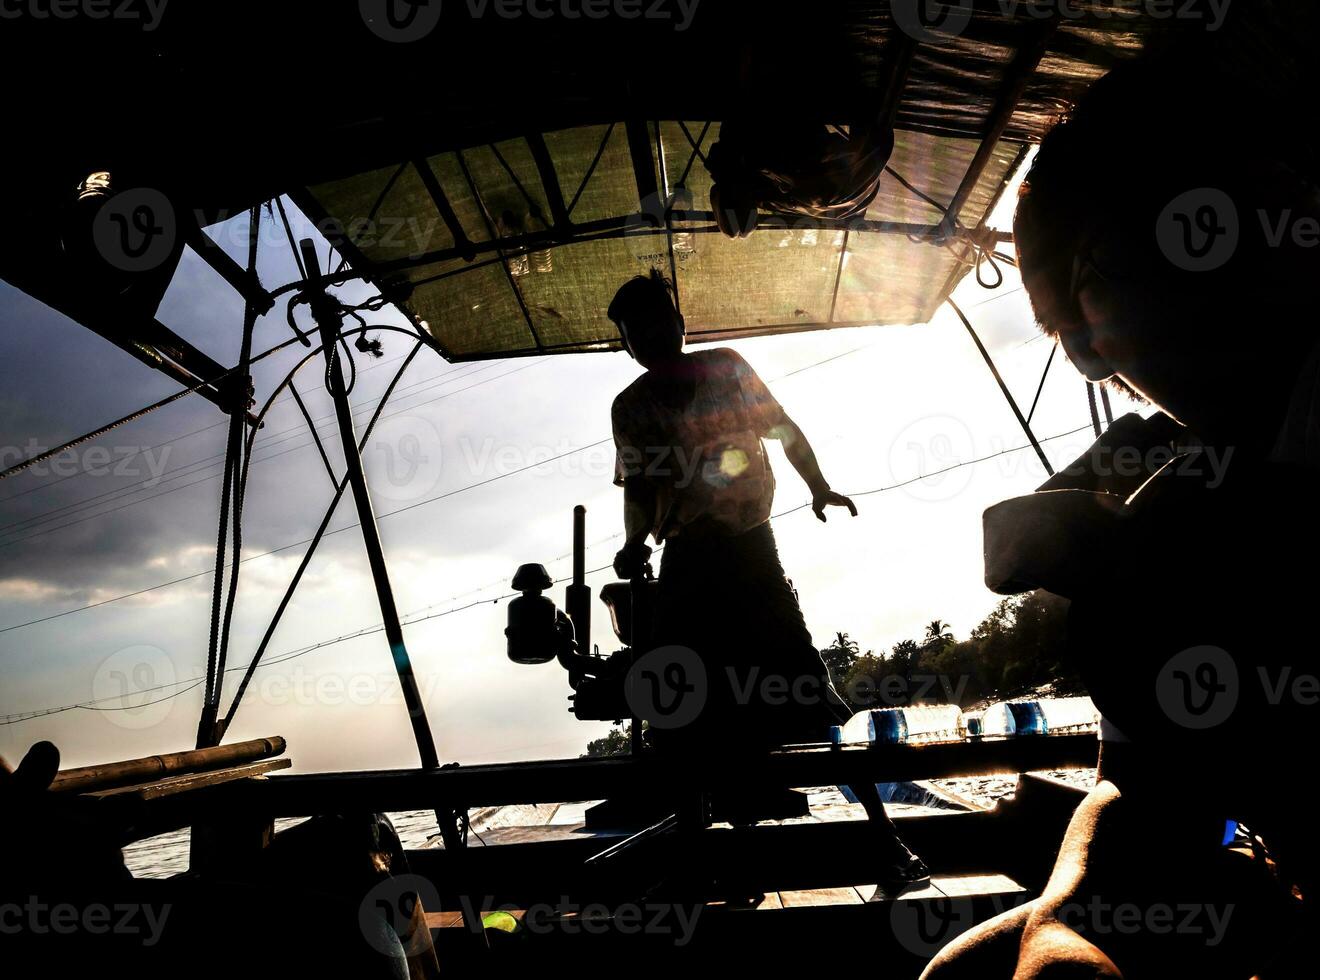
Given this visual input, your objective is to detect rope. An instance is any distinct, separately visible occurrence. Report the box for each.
[220,340,426,733]
[1027,343,1058,425]
[198,205,260,749]
[3,383,219,483]
[948,297,1054,476]
[1087,382,1103,438]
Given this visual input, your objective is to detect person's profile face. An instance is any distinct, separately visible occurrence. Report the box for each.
[1070,267,1204,427]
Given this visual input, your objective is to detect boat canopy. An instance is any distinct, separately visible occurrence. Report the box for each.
[299,126,1022,358]
[1,3,1201,366]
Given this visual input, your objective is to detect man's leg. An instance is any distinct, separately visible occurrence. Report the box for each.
[921,902,1036,980]
[1016,780,1293,979]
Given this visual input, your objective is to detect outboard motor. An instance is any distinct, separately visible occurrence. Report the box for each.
[504,563,567,665]
[503,506,635,723]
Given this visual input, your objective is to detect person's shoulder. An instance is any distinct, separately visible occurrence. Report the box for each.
[612,375,648,419]
[697,347,751,374]
[703,346,745,364]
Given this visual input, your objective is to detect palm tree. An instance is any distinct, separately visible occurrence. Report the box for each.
[922,620,954,649]
[820,631,862,680]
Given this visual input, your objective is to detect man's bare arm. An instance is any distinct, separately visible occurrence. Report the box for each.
[771,416,857,522]
[614,476,656,577]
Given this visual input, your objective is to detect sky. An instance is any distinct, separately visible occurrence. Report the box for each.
[0,174,1143,775]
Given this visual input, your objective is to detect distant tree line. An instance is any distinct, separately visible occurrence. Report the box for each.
[583,591,1081,754]
[824,590,1083,711]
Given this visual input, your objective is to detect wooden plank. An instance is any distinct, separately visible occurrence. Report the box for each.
[469,824,629,847]
[777,886,865,909]
[704,891,783,911]
[425,910,466,930]
[89,758,290,801]
[472,802,561,832]
[853,880,941,903]
[927,873,1027,899]
[549,802,593,826]
[213,734,1098,817]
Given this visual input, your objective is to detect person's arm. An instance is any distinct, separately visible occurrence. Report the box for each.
[729,349,857,523]
[614,476,655,578]
[611,394,654,578]
[774,416,858,522]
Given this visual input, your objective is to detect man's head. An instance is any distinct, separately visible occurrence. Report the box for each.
[608,268,685,370]
[1015,45,1319,443]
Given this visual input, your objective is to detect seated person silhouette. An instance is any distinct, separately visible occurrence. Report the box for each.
[924,38,1319,980]
[1,740,423,979]
[608,269,927,889]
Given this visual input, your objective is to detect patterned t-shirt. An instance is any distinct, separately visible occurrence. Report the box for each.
[612,348,786,540]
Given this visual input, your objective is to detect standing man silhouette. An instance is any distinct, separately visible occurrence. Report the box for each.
[608,269,927,889]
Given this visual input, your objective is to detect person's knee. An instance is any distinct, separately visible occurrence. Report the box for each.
[1014,922,1123,980]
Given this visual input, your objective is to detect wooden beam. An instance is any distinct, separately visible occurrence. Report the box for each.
[939,16,1057,237]
[88,758,290,801]
[51,735,287,795]
[208,734,1097,817]
[184,220,274,315]
[413,158,478,262]
[525,132,572,233]
[625,119,660,215]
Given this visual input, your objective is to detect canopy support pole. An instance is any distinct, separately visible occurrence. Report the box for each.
[948,297,1054,476]
[939,17,1057,239]
[297,238,487,945]
[184,218,274,317]
[297,239,440,772]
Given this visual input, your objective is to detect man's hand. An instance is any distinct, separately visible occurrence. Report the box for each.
[812,488,858,522]
[613,540,653,579]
